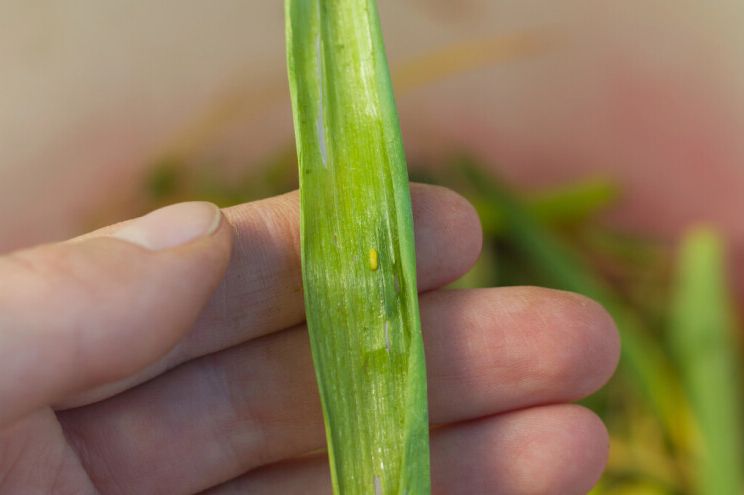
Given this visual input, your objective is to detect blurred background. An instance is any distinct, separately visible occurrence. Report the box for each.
[2,1,743,493]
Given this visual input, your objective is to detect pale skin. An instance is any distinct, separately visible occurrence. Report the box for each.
[0,184,620,494]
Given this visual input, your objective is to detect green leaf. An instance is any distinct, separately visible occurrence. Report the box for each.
[670,228,744,495]
[526,177,619,226]
[456,159,691,453]
[285,1,431,494]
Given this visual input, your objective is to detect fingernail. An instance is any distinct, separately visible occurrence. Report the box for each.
[111,202,222,250]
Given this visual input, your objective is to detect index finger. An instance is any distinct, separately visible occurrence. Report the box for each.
[62,183,482,407]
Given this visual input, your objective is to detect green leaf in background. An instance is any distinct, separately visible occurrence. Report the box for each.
[526,178,619,227]
[455,159,692,461]
[468,176,618,236]
[285,1,430,494]
[670,228,744,495]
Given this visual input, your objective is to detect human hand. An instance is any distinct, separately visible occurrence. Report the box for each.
[0,184,619,494]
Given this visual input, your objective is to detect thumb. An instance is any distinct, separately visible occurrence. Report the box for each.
[0,201,232,428]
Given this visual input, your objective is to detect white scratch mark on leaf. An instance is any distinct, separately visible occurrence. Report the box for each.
[374,475,383,495]
[315,30,328,168]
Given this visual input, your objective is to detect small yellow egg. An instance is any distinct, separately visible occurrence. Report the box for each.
[369,248,379,271]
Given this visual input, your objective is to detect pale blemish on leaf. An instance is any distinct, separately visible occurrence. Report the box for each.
[315,32,328,167]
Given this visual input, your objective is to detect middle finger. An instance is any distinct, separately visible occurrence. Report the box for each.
[59,287,618,495]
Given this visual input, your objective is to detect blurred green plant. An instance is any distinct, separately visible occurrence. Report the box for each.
[141,153,743,495]
[670,229,744,495]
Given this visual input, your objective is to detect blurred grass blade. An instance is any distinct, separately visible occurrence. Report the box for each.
[456,159,691,450]
[527,178,619,227]
[471,177,619,236]
[286,1,430,494]
[670,228,744,495]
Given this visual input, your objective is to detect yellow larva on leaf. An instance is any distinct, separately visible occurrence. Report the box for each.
[369,248,379,271]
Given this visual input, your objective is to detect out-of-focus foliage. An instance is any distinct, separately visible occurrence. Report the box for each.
[142,153,743,495]
[670,230,744,494]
